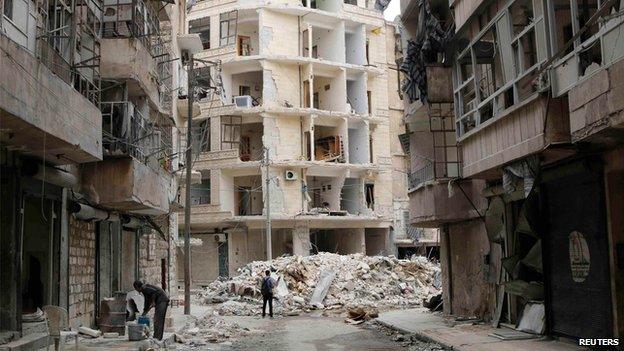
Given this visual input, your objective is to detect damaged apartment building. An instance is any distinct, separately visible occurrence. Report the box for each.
[179,0,414,285]
[0,0,187,347]
[400,0,624,342]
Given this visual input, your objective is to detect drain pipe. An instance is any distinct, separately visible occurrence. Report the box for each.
[23,163,78,188]
[68,202,114,221]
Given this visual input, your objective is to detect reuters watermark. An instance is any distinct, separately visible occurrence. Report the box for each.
[578,339,620,347]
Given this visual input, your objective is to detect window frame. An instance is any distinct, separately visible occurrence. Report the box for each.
[453,0,546,138]
[219,10,237,46]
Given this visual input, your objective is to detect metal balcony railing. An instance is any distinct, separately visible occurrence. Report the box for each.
[408,160,461,189]
[101,101,173,171]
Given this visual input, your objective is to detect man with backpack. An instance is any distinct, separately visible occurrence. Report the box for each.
[261,270,280,318]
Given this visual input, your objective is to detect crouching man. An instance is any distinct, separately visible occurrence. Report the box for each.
[133,280,170,340]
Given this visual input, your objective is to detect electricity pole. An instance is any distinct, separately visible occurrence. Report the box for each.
[264,147,272,261]
[183,56,194,315]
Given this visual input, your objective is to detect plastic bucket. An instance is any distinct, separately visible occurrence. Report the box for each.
[138,315,150,327]
[127,323,148,341]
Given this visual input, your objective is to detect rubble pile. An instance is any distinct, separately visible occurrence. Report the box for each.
[198,253,441,315]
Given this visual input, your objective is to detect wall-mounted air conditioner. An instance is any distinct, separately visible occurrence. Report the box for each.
[214,233,227,243]
[234,95,252,108]
[285,170,297,181]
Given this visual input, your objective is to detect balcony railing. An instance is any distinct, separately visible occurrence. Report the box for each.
[408,160,460,189]
[101,101,173,171]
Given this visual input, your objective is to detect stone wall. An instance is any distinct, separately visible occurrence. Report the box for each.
[139,231,176,294]
[68,217,96,328]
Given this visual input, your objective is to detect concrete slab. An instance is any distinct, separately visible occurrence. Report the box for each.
[0,332,48,351]
[376,309,589,351]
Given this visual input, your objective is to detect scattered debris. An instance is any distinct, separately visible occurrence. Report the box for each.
[345,306,379,324]
[197,253,441,316]
[78,326,102,338]
[176,315,251,345]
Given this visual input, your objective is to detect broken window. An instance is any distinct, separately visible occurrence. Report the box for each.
[220,11,237,46]
[454,0,545,136]
[365,183,374,209]
[189,17,210,50]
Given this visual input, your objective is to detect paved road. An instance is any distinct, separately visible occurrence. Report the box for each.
[183,312,409,351]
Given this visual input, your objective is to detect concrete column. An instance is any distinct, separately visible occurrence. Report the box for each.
[292,224,311,256]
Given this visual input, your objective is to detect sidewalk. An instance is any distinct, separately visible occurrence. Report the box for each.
[376,308,588,351]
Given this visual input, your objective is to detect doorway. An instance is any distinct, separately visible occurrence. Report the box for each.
[21,196,61,313]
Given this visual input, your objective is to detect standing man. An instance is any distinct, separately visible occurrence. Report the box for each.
[260,270,280,318]
[133,280,170,340]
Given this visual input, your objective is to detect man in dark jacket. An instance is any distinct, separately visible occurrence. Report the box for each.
[133,280,170,340]
[260,270,280,318]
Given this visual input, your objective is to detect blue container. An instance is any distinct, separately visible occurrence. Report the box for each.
[137,316,150,327]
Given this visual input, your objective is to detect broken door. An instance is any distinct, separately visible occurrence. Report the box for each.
[542,161,613,339]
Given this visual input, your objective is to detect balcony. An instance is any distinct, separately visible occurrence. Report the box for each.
[408,161,460,189]
[82,156,173,215]
[101,101,173,171]
[0,34,102,165]
[101,0,167,111]
[567,57,624,144]
[409,178,487,227]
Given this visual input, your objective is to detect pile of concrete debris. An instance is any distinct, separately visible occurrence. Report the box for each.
[198,253,441,316]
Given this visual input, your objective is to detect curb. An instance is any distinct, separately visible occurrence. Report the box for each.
[374,319,456,350]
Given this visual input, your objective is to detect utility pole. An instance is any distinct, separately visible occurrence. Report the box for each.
[183,56,194,315]
[264,147,272,261]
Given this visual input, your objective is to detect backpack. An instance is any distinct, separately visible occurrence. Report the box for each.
[261,276,273,295]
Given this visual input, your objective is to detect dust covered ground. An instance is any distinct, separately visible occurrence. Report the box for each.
[175,311,448,351]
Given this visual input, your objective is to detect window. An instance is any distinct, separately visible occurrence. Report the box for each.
[220,11,237,46]
[3,0,12,18]
[189,17,210,50]
[453,0,546,137]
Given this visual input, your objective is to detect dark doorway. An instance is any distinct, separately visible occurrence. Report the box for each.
[21,196,61,313]
[542,161,613,339]
[218,236,229,277]
[161,258,167,290]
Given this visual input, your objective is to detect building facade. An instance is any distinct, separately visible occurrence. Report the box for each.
[401,0,624,340]
[0,0,187,346]
[180,0,414,286]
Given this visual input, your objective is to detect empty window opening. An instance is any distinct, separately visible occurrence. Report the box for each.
[365,183,374,210]
[189,17,210,49]
[234,176,263,215]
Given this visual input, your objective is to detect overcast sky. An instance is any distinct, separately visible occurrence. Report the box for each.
[383,0,401,21]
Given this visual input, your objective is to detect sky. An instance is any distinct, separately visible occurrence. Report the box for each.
[383,0,401,21]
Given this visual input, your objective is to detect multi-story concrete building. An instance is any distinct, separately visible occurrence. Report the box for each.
[0,0,187,347]
[401,0,624,341]
[180,0,414,285]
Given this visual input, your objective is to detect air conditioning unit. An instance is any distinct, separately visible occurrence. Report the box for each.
[214,233,227,243]
[285,170,297,181]
[234,95,252,108]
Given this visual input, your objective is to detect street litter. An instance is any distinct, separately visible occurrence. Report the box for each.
[196,252,441,316]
